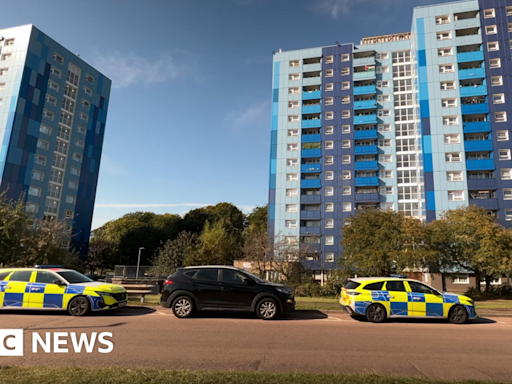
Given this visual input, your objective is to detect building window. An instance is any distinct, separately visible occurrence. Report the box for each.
[31,170,44,181]
[325,56,333,64]
[442,98,457,108]
[325,203,334,212]
[26,203,38,213]
[490,58,501,68]
[341,54,350,62]
[50,169,64,184]
[325,187,334,196]
[379,154,392,163]
[75,139,85,149]
[376,52,388,60]
[73,153,83,162]
[501,169,512,180]
[325,97,334,106]
[340,125,349,134]
[325,83,333,91]
[447,171,463,182]
[439,64,454,73]
[341,82,350,90]
[68,180,79,190]
[342,96,350,104]
[43,110,54,121]
[444,134,460,144]
[28,186,41,197]
[377,95,390,103]
[37,139,49,151]
[341,140,350,148]
[50,66,62,78]
[377,109,390,117]
[504,189,512,200]
[83,86,93,96]
[497,130,509,141]
[288,101,299,109]
[341,67,350,76]
[443,116,458,126]
[39,124,52,136]
[437,31,451,41]
[285,220,297,228]
[79,112,89,122]
[445,153,461,163]
[285,204,297,213]
[436,15,450,24]
[325,69,333,78]
[491,76,502,86]
[378,139,391,147]
[342,110,350,119]
[507,6,512,15]
[325,126,334,135]
[342,187,351,195]
[376,66,389,74]
[53,154,66,169]
[46,95,57,106]
[289,60,299,67]
[34,154,46,166]
[342,155,351,164]
[448,191,464,201]
[77,126,87,135]
[325,220,334,229]
[495,112,507,123]
[55,140,68,155]
[288,129,299,137]
[486,25,497,35]
[286,189,298,197]
[438,47,453,57]
[289,87,299,95]
[287,143,298,151]
[66,196,76,205]
[493,94,505,104]
[325,156,334,165]
[325,141,334,150]
[342,171,351,179]
[484,8,495,18]
[86,74,94,83]
[325,236,334,245]
[289,73,299,81]
[488,41,499,52]
[287,158,298,167]
[325,171,334,180]
[452,274,470,284]
[286,173,298,181]
[440,81,455,90]
[377,124,391,132]
[379,170,393,179]
[325,112,334,120]
[342,202,351,212]
[380,186,393,195]
[0,68,8,76]
[499,149,511,160]
[53,52,64,64]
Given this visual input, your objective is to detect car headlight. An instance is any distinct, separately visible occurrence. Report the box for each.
[96,291,113,298]
[276,287,293,295]
[468,300,474,306]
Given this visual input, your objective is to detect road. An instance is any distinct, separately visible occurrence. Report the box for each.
[1,307,512,381]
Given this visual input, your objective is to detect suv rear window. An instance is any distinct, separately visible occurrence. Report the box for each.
[344,280,361,289]
[0,271,11,281]
[363,281,385,291]
[195,269,219,281]
[9,270,33,282]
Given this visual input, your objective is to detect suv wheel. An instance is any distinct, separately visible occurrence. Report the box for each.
[366,303,386,323]
[256,298,278,320]
[172,296,194,318]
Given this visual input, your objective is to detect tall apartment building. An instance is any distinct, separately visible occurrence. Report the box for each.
[0,25,111,258]
[268,0,512,276]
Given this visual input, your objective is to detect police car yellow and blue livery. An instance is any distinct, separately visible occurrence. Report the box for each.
[340,277,477,324]
[0,268,127,316]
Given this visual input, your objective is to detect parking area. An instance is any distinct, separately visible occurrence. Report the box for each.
[1,307,512,381]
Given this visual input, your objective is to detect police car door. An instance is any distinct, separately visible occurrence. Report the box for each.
[3,270,33,307]
[28,271,66,309]
[407,281,444,317]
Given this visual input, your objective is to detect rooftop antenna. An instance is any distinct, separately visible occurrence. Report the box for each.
[76,53,81,57]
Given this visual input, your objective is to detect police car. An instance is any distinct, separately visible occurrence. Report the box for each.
[340,277,477,324]
[0,268,127,316]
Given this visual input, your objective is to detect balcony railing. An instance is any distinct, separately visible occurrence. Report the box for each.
[354,145,378,154]
[457,50,484,63]
[461,103,488,114]
[300,226,321,235]
[458,67,485,80]
[460,85,487,97]
[302,90,321,100]
[466,159,495,171]
[465,139,492,151]
[454,17,481,30]
[353,70,376,80]
[302,76,321,86]
[355,193,380,202]
[354,129,378,139]
[353,56,375,67]
[301,164,321,173]
[353,99,377,110]
[354,161,378,170]
[302,119,321,128]
[467,178,497,189]
[455,34,482,47]
[302,105,321,114]
[302,63,322,72]
[463,121,491,133]
[301,134,321,143]
[301,179,321,188]
[354,114,377,125]
[301,148,321,157]
[300,210,321,219]
[469,198,499,210]
[300,195,321,204]
[353,85,376,95]
[355,177,379,187]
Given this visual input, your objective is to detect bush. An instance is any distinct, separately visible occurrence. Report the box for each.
[465,284,512,300]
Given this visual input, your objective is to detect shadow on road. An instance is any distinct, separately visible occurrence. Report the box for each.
[186,309,328,321]
[0,306,156,318]
[350,315,496,325]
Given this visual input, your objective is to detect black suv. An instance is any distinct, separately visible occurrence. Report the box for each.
[160,266,295,320]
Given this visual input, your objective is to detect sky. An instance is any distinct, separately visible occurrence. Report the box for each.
[1,0,452,229]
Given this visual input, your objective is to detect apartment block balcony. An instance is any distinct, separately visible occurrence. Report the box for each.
[300,210,321,219]
[301,179,321,188]
[455,34,482,47]
[301,148,321,157]
[457,50,484,63]
[353,56,375,67]
[460,85,487,97]
[355,193,380,202]
[354,129,378,140]
[302,76,322,86]
[466,159,495,171]
[463,121,491,133]
[458,67,485,80]
[302,105,321,114]
[353,99,377,110]
[301,164,321,173]
[302,63,322,72]
[302,90,321,100]
[467,178,497,190]
[300,195,321,204]
[302,119,321,128]
[355,177,379,187]
[465,139,492,152]
[461,103,488,114]
[301,134,321,143]
[469,198,499,210]
[300,226,321,235]
[353,85,376,95]
[454,17,481,30]
[354,161,378,171]
[353,70,376,80]
[354,114,377,125]
[354,145,378,155]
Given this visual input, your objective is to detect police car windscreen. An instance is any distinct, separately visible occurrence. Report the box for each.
[57,271,94,284]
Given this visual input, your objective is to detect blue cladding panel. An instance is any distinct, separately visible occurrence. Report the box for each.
[418,50,426,67]
[426,191,436,211]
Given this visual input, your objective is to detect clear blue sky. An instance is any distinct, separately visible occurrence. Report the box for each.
[1,0,450,229]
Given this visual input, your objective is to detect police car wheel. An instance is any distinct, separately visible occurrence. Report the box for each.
[366,304,386,323]
[172,296,194,318]
[68,296,91,316]
[448,305,468,324]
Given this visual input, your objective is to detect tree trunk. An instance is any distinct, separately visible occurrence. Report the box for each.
[485,275,491,292]
[474,270,481,293]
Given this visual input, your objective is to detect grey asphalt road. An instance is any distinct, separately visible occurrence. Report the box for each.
[1,307,511,382]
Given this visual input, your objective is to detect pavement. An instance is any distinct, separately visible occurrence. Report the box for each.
[1,307,512,382]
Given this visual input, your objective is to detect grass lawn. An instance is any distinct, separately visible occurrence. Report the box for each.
[474,300,512,309]
[0,366,502,384]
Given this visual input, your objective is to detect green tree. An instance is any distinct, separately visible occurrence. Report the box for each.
[246,205,268,232]
[150,231,201,276]
[340,208,428,276]
[86,237,118,274]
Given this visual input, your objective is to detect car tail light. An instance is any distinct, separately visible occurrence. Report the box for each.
[163,280,174,286]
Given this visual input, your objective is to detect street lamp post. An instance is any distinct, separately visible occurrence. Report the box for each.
[136,247,145,280]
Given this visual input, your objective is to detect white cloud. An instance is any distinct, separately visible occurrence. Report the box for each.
[225,100,270,128]
[95,203,211,209]
[92,51,180,88]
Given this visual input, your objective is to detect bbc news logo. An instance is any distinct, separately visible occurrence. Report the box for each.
[0,329,113,356]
